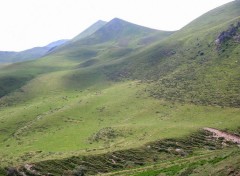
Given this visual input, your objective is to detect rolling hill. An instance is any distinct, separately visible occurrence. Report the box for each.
[0,1,239,175]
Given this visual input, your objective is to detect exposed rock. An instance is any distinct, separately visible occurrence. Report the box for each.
[6,167,18,176]
[233,35,240,42]
[235,22,240,29]
[215,22,240,45]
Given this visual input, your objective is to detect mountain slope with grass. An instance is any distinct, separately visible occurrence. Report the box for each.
[50,18,174,64]
[103,0,240,107]
[0,18,173,99]
[71,20,107,42]
[0,1,239,175]
[74,18,173,45]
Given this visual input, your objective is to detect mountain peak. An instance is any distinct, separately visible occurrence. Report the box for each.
[96,20,107,23]
[72,20,107,42]
[107,18,132,26]
[109,18,126,23]
[73,17,161,45]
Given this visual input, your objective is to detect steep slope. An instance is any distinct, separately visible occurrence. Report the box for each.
[180,0,240,35]
[49,18,174,64]
[0,39,68,63]
[76,18,172,45]
[71,20,107,42]
[103,0,240,107]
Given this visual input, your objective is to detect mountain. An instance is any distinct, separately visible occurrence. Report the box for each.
[71,20,107,42]
[45,39,69,49]
[0,18,173,101]
[103,1,240,107]
[0,1,240,175]
[0,47,49,63]
[0,39,69,63]
[48,18,174,65]
[76,18,173,45]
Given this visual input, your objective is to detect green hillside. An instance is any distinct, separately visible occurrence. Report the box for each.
[103,1,240,107]
[0,1,240,175]
[0,18,172,99]
[77,18,168,44]
[50,18,174,64]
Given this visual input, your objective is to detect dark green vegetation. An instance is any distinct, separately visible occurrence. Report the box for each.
[0,1,240,175]
[3,130,240,175]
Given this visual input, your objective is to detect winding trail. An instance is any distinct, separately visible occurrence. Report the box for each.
[204,127,240,144]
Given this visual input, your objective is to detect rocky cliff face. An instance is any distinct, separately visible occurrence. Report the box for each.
[215,22,240,45]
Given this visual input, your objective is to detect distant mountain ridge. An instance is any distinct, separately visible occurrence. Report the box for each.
[0,39,69,63]
[45,39,69,49]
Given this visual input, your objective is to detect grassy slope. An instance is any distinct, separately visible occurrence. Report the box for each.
[1,77,239,165]
[103,1,240,107]
[0,18,172,100]
[127,148,240,176]
[0,19,175,167]
[0,2,239,175]
[2,130,240,175]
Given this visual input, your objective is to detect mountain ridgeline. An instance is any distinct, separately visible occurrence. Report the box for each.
[75,18,172,45]
[0,1,240,175]
[0,1,239,106]
[0,39,68,63]
[71,20,107,42]
[0,18,173,101]
[51,18,174,61]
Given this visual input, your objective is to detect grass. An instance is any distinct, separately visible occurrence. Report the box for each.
[131,149,240,176]
[0,1,239,175]
[3,129,239,175]
[0,79,239,168]
[102,16,240,107]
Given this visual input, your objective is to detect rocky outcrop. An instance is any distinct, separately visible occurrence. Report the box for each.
[215,22,240,45]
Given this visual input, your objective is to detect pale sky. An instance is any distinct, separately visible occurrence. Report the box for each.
[0,0,233,51]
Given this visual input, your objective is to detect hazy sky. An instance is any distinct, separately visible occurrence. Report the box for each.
[0,0,233,51]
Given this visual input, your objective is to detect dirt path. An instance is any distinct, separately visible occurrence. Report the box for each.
[204,127,240,144]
